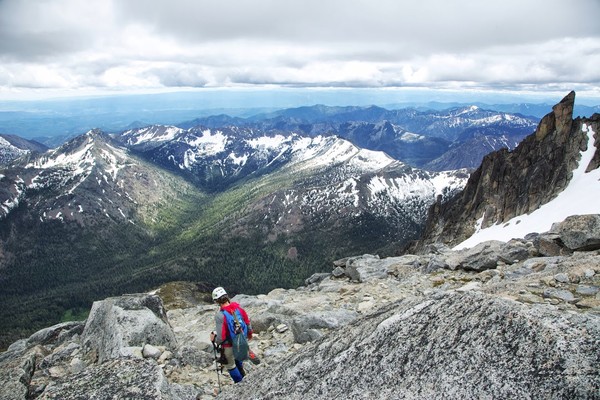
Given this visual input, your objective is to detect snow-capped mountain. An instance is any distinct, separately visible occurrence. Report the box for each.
[117,125,468,245]
[0,134,47,166]
[424,128,525,171]
[0,129,196,224]
[184,104,539,170]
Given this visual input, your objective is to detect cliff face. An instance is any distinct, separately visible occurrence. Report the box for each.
[414,91,600,249]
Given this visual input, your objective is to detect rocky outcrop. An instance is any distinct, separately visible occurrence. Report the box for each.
[81,294,177,363]
[551,214,600,251]
[220,291,599,399]
[1,216,599,399]
[413,91,600,249]
[39,358,192,400]
[0,294,197,400]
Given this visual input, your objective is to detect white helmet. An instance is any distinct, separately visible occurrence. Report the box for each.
[212,286,227,301]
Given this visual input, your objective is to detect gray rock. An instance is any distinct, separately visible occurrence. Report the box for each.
[332,257,350,267]
[499,239,532,264]
[576,285,600,296]
[291,309,359,343]
[263,342,289,358]
[456,241,505,271]
[344,254,384,281]
[530,233,570,256]
[551,214,600,251]
[81,294,177,363]
[423,255,449,273]
[584,269,596,278]
[142,344,163,359]
[176,345,213,368]
[26,321,84,350]
[219,292,600,399]
[543,288,577,303]
[331,266,346,278]
[453,240,538,272]
[39,358,186,400]
[305,272,330,286]
[0,348,39,400]
[554,273,570,283]
[344,254,406,282]
[40,342,81,369]
[248,312,279,333]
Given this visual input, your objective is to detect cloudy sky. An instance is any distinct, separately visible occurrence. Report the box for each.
[0,0,599,102]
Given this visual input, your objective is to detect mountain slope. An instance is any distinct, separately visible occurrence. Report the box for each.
[118,125,468,242]
[0,134,47,167]
[413,91,600,250]
[0,129,202,225]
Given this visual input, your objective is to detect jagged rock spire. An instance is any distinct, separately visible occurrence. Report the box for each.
[411,91,600,250]
[536,90,575,140]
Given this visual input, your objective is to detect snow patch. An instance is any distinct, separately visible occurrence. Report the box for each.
[125,126,182,145]
[247,135,289,149]
[184,129,228,157]
[455,123,600,250]
[228,152,248,166]
[400,132,423,143]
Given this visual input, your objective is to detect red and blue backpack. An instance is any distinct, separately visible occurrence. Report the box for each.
[222,308,249,360]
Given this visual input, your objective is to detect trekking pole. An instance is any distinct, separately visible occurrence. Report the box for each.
[211,336,222,394]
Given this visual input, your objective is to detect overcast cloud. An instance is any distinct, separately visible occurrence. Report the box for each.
[0,0,599,99]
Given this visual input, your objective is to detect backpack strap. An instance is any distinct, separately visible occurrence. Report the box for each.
[220,310,233,344]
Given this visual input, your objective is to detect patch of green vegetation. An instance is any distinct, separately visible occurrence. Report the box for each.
[61,308,90,323]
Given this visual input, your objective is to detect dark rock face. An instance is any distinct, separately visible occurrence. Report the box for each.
[551,214,600,251]
[219,291,600,400]
[413,91,600,249]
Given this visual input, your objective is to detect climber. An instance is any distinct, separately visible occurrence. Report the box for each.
[209,286,254,383]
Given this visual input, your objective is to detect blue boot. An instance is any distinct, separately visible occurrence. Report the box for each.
[235,360,246,377]
[228,367,243,383]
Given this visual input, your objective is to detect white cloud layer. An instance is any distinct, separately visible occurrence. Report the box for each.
[0,0,599,99]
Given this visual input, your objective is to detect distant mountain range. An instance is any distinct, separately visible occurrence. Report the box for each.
[1,91,597,143]
[156,104,539,171]
[0,104,540,172]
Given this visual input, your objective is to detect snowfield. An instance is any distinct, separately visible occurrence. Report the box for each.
[455,124,600,250]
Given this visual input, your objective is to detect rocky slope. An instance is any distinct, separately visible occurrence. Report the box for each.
[1,214,598,399]
[414,91,600,250]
